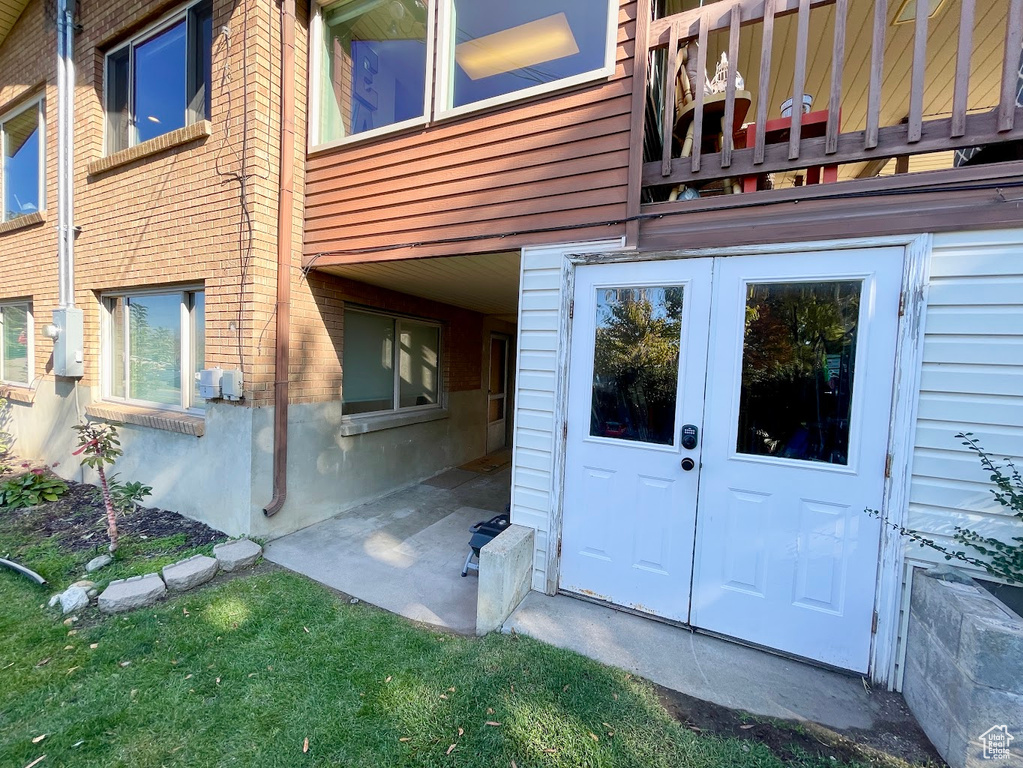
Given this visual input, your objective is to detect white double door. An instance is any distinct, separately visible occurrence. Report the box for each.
[559,248,902,672]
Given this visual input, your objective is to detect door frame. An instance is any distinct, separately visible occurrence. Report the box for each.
[487,332,512,453]
[545,234,931,687]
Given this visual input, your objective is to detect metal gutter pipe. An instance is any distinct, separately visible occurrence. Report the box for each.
[56,0,75,308]
[264,0,296,517]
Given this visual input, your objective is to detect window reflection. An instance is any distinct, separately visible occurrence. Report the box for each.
[589,286,684,445]
[736,281,861,465]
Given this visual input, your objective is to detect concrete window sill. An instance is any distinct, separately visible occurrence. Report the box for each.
[0,210,46,235]
[338,408,448,436]
[85,402,205,437]
[0,385,35,404]
[88,120,212,177]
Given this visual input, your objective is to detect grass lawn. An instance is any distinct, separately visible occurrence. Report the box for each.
[0,566,917,768]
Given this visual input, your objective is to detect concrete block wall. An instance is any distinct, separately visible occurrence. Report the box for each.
[903,568,1023,768]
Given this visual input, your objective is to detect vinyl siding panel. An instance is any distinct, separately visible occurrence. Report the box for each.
[512,239,625,593]
[304,2,635,264]
[905,229,1023,571]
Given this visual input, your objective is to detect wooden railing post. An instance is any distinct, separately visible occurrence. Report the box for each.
[907,0,929,143]
[661,20,680,177]
[865,0,887,150]
[754,0,777,165]
[691,16,709,173]
[825,0,847,155]
[788,0,811,161]
[721,4,741,169]
[998,0,1023,132]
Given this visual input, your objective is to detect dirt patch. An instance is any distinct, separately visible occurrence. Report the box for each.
[656,685,945,767]
[6,476,226,556]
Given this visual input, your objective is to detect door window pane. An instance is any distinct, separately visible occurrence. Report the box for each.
[343,311,396,414]
[590,286,684,445]
[1,304,30,384]
[449,0,610,109]
[128,293,182,406]
[399,321,440,408]
[3,105,41,221]
[320,0,429,142]
[736,281,861,465]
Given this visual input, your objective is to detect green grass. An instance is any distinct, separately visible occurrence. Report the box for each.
[0,569,886,768]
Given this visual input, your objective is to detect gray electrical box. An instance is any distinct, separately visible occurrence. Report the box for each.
[220,369,244,401]
[52,307,84,378]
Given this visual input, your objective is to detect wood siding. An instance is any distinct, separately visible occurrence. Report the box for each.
[303,2,635,266]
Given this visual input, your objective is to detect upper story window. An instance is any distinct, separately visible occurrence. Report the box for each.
[1,98,44,223]
[0,301,32,386]
[105,0,213,155]
[311,0,616,148]
[102,288,205,412]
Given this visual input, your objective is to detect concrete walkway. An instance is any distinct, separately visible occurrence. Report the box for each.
[505,591,892,732]
[264,468,510,635]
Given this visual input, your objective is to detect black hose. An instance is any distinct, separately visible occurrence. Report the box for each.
[0,558,47,586]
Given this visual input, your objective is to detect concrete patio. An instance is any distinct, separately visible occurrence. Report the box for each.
[263,464,511,635]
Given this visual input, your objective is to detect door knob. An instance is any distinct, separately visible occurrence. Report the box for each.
[681,457,696,471]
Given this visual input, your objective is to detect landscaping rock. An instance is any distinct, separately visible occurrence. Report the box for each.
[163,555,219,591]
[59,587,90,615]
[98,573,166,614]
[87,589,98,599]
[213,539,262,572]
[48,594,61,609]
[71,580,95,590]
[86,554,113,573]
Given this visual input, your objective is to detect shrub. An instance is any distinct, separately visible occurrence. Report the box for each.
[92,473,153,515]
[872,433,1022,585]
[0,469,68,509]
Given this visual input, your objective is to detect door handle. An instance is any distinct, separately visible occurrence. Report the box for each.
[681,457,696,471]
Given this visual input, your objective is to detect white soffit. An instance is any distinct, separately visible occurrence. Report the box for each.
[0,0,29,50]
[322,251,522,316]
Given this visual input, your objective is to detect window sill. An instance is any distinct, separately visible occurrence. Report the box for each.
[338,408,448,436]
[0,210,46,235]
[0,385,35,404]
[88,120,212,177]
[85,402,205,437]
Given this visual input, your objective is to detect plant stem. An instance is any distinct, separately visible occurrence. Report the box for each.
[98,466,118,552]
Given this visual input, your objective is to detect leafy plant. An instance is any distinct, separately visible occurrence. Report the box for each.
[72,421,124,552]
[0,469,68,509]
[871,433,1022,584]
[0,394,12,476]
[93,473,153,515]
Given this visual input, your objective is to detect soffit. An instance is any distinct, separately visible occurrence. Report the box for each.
[321,251,522,317]
[0,0,29,51]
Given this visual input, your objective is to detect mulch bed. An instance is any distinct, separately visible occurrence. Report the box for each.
[6,477,226,556]
[657,686,945,767]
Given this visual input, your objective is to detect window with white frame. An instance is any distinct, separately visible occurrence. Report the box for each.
[103,289,205,411]
[311,0,615,146]
[342,308,441,416]
[105,0,213,155]
[1,98,44,222]
[0,301,32,386]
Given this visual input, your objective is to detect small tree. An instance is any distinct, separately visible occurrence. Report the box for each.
[871,433,1022,585]
[72,422,124,552]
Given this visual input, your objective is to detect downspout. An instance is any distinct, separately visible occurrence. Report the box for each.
[264,0,296,517]
[56,0,75,308]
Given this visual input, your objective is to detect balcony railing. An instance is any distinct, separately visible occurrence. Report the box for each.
[639,0,1023,204]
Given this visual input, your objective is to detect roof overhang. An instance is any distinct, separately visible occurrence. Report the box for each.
[0,0,30,51]
[317,251,521,320]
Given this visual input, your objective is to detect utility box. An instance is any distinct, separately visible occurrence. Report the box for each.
[198,367,223,400]
[52,307,84,378]
[220,369,244,401]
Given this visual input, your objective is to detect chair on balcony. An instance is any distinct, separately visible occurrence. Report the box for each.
[670,43,751,199]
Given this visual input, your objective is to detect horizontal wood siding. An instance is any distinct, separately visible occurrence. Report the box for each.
[906,228,1023,573]
[304,2,636,265]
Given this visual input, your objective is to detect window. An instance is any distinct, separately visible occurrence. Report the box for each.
[103,289,205,411]
[317,0,431,143]
[342,309,441,416]
[1,98,44,222]
[0,302,32,386]
[105,0,213,155]
[311,0,615,146]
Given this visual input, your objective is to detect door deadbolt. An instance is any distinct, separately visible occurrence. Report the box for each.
[681,424,699,450]
[680,457,696,471]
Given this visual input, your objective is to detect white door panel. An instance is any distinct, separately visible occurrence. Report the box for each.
[560,259,712,622]
[691,249,902,672]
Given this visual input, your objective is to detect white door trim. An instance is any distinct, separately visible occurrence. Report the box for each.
[542,234,931,684]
